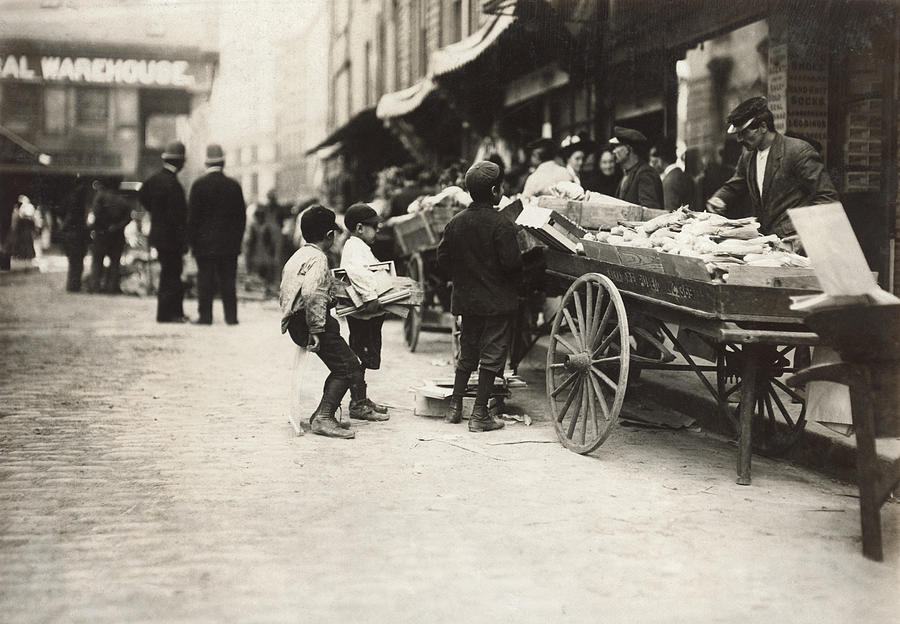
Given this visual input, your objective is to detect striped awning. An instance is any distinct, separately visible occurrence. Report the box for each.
[375,77,437,120]
[430,12,517,77]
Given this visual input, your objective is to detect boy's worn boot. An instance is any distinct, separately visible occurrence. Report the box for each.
[310,377,355,439]
[349,376,389,421]
[365,398,389,414]
[468,403,504,432]
[445,395,463,424]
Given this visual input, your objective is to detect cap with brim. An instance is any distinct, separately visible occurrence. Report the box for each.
[205,143,225,165]
[162,140,185,160]
[344,203,381,231]
[726,116,757,135]
[559,135,597,159]
[608,126,647,148]
[725,96,770,134]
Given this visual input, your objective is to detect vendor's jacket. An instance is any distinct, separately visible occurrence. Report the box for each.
[617,160,664,211]
[279,244,332,335]
[437,201,523,316]
[709,132,838,237]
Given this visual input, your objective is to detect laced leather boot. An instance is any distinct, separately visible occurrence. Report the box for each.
[349,376,389,421]
[468,403,504,433]
[445,395,463,424]
[310,377,355,439]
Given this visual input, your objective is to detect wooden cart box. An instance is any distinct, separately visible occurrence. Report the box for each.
[393,212,436,255]
[537,195,645,229]
[546,252,817,321]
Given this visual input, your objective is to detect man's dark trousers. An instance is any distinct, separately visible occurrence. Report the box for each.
[287,312,361,386]
[156,249,184,321]
[90,233,125,293]
[196,255,238,324]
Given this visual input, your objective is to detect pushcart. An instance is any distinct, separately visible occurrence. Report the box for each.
[542,249,819,485]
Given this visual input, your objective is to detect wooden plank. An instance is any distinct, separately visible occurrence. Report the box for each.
[578,200,643,229]
[726,265,821,290]
[616,247,664,272]
[581,239,621,263]
[658,252,711,282]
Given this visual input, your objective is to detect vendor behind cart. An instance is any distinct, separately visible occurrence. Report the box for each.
[706,97,838,242]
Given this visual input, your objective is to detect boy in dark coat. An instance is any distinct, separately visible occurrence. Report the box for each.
[187,144,247,325]
[437,161,523,432]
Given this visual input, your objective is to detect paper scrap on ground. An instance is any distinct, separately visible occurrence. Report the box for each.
[619,409,695,430]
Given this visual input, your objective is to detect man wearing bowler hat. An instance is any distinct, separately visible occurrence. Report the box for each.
[707,96,838,239]
[610,126,663,210]
[187,144,247,325]
[140,140,189,322]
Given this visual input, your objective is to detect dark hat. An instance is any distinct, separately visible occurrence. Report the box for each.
[559,134,597,159]
[608,126,648,148]
[162,140,186,161]
[205,143,225,166]
[344,203,380,232]
[526,137,556,152]
[300,204,341,241]
[464,160,501,196]
[726,97,770,134]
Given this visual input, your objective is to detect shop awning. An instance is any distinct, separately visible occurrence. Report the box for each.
[430,12,518,77]
[376,78,438,120]
[304,107,378,156]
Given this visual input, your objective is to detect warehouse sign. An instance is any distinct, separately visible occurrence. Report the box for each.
[0,54,198,88]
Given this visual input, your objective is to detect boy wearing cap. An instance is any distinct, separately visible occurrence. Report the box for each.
[707,96,837,239]
[280,205,359,439]
[609,126,663,210]
[437,160,523,432]
[339,202,390,422]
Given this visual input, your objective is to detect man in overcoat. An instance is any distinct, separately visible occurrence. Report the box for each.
[611,126,663,210]
[187,144,247,325]
[139,141,189,322]
[707,97,838,238]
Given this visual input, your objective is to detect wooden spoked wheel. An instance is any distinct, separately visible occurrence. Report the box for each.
[716,344,807,456]
[403,253,424,352]
[547,273,630,454]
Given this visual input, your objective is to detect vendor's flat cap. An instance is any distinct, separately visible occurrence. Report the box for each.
[608,126,647,147]
[344,203,380,231]
[726,97,770,134]
[464,160,502,195]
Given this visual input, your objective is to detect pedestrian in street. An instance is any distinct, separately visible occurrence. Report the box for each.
[139,141,189,322]
[437,160,523,433]
[610,126,664,210]
[559,134,595,187]
[88,181,131,294]
[707,96,838,241]
[187,144,247,325]
[9,195,37,261]
[280,205,358,439]
[649,136,695,212]
[339,202,391,423]
[243,204,279,295]
[60,175,92,292]
[581,145,622,197]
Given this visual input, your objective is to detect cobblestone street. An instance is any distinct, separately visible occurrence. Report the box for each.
[1,263,897,623]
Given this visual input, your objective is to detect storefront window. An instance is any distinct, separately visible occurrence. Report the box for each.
[43,87,67,134]
[75,88,108,127]
[1,83,41,135]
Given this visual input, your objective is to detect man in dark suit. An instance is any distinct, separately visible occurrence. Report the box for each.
[650,136,695,212]
[707,97,838,238]
[610,126,663,210]
[187,144,247,325]
[139,141,189,322]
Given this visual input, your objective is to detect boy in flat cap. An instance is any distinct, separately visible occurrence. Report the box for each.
[339,202,390,422]
[707,96,838,239]
[609,126,663,210]
[280,205,358,439]
[437,160,523,432]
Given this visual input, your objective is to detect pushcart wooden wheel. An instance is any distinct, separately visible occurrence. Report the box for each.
[716,344,807,456]
[547,273,630,454]
[403,253,425,352]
